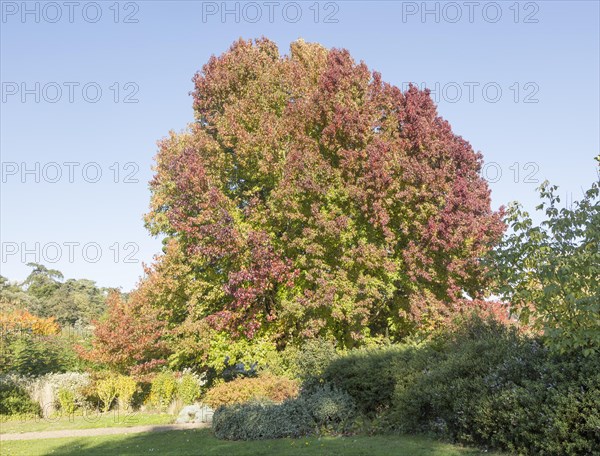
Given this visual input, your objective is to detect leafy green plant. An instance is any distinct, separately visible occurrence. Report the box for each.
[290,339,339,387]
[465,350,600,455]
[302,384,356,433]
[57,388,76,414]
[380,316,600,454]
[390,318,525,438]
[149,372,177,411]
[115,375,137,410]
[177,373,201,405]
[0,376,41,416]
[492,168,600,354]
[96,377,118,412]
[321,344,409,417]
[2,334,77,376]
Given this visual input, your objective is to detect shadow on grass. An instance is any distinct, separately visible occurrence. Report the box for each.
[2,428,494,456]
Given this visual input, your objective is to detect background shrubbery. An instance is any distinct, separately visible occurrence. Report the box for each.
[381,317,600,454]
[1,333,81,377]
[0,369,205,418]
[212,314,600,454]
[3,311,597,455]
[0,376,41,416]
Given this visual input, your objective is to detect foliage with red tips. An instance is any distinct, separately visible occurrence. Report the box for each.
[145,38,505,347]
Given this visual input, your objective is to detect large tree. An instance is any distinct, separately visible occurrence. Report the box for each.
[145,38,504,349]
[44,279,107,326]
[21,263,63,301]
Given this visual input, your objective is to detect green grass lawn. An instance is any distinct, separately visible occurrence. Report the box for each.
[0,412,174,434]
[0,429,499,456]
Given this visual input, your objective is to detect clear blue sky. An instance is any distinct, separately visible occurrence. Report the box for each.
[1,0,599,290]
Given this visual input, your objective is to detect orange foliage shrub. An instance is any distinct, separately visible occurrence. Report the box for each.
[203,373,299,409]
[0,310,60,336]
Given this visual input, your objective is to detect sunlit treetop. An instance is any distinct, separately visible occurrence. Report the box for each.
[145,38,505,347]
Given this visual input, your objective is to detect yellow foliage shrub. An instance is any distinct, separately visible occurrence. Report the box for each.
[0,310,60,336]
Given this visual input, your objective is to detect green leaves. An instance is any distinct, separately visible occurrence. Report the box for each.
[492,164,600,354]
[146,38,504,350]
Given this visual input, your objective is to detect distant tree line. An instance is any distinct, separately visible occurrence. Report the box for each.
[0,263,110,327]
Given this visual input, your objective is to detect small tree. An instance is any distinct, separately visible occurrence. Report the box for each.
[96,377,118,412]
[115,375,137,410]
[177,373,201,405]
[77,290,169,376]
[149,372,177,411]
[493,160,600,354]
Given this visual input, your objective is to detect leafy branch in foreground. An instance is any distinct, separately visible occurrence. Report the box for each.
[492,157,600,354]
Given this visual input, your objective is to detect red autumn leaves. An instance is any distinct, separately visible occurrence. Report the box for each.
[143,38,505,346]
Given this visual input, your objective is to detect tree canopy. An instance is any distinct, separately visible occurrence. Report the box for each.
[0,263,108,327]
[144,38,505,350]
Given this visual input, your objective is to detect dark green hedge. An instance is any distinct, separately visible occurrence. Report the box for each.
[321,316,600,455]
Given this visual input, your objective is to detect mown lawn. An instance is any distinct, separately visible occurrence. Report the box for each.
[0,412,174,434]
[0,429,500,456]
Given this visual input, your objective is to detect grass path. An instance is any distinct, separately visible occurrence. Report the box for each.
[0,413,174,434]
[0,428,499,456]
[0,422,208,441]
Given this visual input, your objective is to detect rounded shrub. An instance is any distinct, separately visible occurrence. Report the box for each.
[57,388,76,414]
[203,373,298,409]
[321,344,410,417]
[301,384,356,433]
[212,383,357,440]
[96,376,118,412]
[213,400,313,440]
[115,375,137,410]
